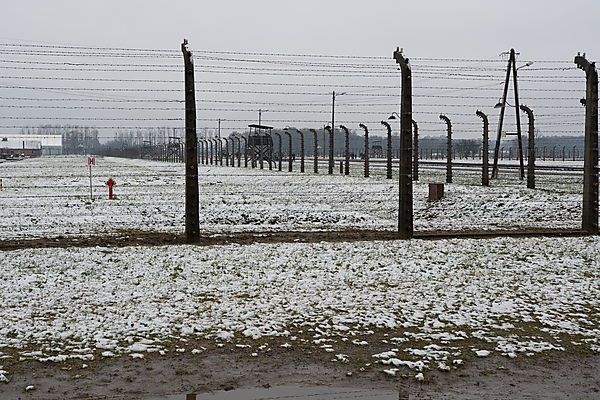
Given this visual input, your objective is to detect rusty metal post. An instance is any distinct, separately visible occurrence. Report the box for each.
[439,114,452,184]
[380,120,392,179]
[309,128,318,173]
[520,105,535,189]
[181,39,199,243]
[412,120,419,181]
[575,53,599,235]
[394,47,413,239]
[296,129,305,173]
[476,110,489,187]
[359,123,369,177]
[340,125,350,175]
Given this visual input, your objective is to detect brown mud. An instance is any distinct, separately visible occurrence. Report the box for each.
[0,228,586,251]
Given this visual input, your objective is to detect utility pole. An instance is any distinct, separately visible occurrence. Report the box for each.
[575,53,599,235]
[492,49,527,179]
[182,39,199,243]
[394,47,413,239]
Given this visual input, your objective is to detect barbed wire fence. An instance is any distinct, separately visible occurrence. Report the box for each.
[0,42,595,238]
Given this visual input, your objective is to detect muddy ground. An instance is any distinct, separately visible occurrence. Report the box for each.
[2,334,600,400]
[0,228,586,251]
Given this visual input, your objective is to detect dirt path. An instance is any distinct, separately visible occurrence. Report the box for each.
[0,228,586,251]
[2,338,599,399]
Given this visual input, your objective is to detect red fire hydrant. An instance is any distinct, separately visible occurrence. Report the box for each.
[106,178,115,199]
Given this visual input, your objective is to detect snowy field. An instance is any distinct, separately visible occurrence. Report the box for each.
[0,156,584,239]
[0,155,598,383]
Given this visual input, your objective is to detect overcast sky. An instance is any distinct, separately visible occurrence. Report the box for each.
[3,0,597,63]
[1,0,599,141]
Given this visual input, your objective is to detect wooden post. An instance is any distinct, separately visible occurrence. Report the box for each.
[575,53,599,234]
[394,47,413,239]
[181,39,199,243]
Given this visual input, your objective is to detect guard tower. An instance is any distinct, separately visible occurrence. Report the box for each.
[371,138,383,158]
[248,124,274,169]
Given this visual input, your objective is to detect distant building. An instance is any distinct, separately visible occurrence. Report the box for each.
[0,135,62,158]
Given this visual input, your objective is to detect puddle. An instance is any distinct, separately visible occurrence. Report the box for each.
[147,386,400,400]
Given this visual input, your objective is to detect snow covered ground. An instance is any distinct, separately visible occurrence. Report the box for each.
[0,155,584,239]
[0,155,597,382]
[1,236,599,380]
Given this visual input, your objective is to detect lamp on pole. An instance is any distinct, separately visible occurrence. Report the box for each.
[329,91,346,175]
